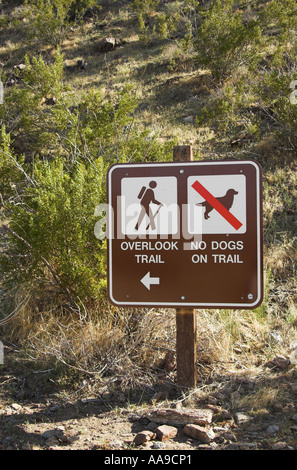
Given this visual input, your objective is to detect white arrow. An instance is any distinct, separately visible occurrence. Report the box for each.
[140,272,160,290]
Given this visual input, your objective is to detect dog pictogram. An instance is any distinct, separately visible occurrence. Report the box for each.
[196,188,238,220]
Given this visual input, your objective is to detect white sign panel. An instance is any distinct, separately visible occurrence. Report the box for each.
[187,174,247,234]
[121,176,178,235]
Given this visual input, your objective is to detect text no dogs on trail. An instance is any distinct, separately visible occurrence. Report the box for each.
[107,160,263,309]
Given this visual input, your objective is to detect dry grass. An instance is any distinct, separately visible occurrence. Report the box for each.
[0,2,296,402]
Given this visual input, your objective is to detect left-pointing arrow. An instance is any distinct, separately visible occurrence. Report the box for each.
[141,272,160,290]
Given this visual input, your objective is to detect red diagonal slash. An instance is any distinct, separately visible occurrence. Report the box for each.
[192,180,243,230]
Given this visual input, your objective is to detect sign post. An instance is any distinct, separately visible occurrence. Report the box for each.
[173,146,197,388]
[107,149,263,389]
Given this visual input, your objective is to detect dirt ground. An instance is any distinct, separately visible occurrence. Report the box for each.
[1,345,297,453]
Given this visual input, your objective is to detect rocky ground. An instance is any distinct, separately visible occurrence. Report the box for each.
[1,346,297,452]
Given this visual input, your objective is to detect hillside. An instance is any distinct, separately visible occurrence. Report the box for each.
[0,0,297,452]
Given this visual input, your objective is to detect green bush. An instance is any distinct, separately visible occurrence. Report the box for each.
[1,155,107,305]
[194,0,262,80]
[0,51,175,313]
[22,0,96,46]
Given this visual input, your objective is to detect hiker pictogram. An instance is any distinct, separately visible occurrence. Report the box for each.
[196,188,239,220]
[135,181,163,231]
[120,175,178,235]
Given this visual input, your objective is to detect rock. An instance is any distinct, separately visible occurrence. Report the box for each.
[265,355,290,370]
[183,424,215,443]
[97,37,116,53]
[269,330,283,344]
[214,409,232,422]
[3,436,13,445]
[267,425,279,434]
[80,397,102,404]
[289,349,297,365]
[183,115,194,123]
[145,407,213,426]
[152,441,166,449]
[42,427,69,443]
[42,430,57,440]
[76,59,88,70]
[10,403,22,411]
[155,425,178,442]
[272,441,287,450]
[235,412,251,425]
[238,442,257,449]
[146,421,158,431]
[49,404,59,412]
[133,430,156,446]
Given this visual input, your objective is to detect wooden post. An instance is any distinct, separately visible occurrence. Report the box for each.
[173,145,197,389]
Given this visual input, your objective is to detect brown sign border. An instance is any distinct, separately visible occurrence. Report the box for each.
[107,160,263,309]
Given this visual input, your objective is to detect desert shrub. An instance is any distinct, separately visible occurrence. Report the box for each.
[22,0,96,46]
[1,155,107,305]
[257,69,297,147]
[194,0,262,80]
[132,0,199,45]
[195,1,297,137]
[1,50,67,155]
[0,51,174,314]
[1,50,175,162]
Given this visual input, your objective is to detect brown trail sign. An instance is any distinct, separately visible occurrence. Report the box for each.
[106,146,263,387]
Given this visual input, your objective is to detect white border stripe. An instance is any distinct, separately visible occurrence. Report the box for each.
[108,161,262,308]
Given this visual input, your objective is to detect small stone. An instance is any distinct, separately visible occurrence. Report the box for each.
[269,330,283,344]
[76,59,88,70]
[214,410,232,422]
[267,425,279,434]
[265,355,290,370]
[183,115,194,123]
[42,427,68,443]
[235,412,251,425]
[133,430,156,446]
[10,403,22,411]
[97,37,116,52]
[155,425,178,442]
[42,430,56,440]
[272,441,287,450]
[152,441,166,449]
[145,407,213,426]
[49,405,59,412]
[183,424,215,443]
[146,421,158,431]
